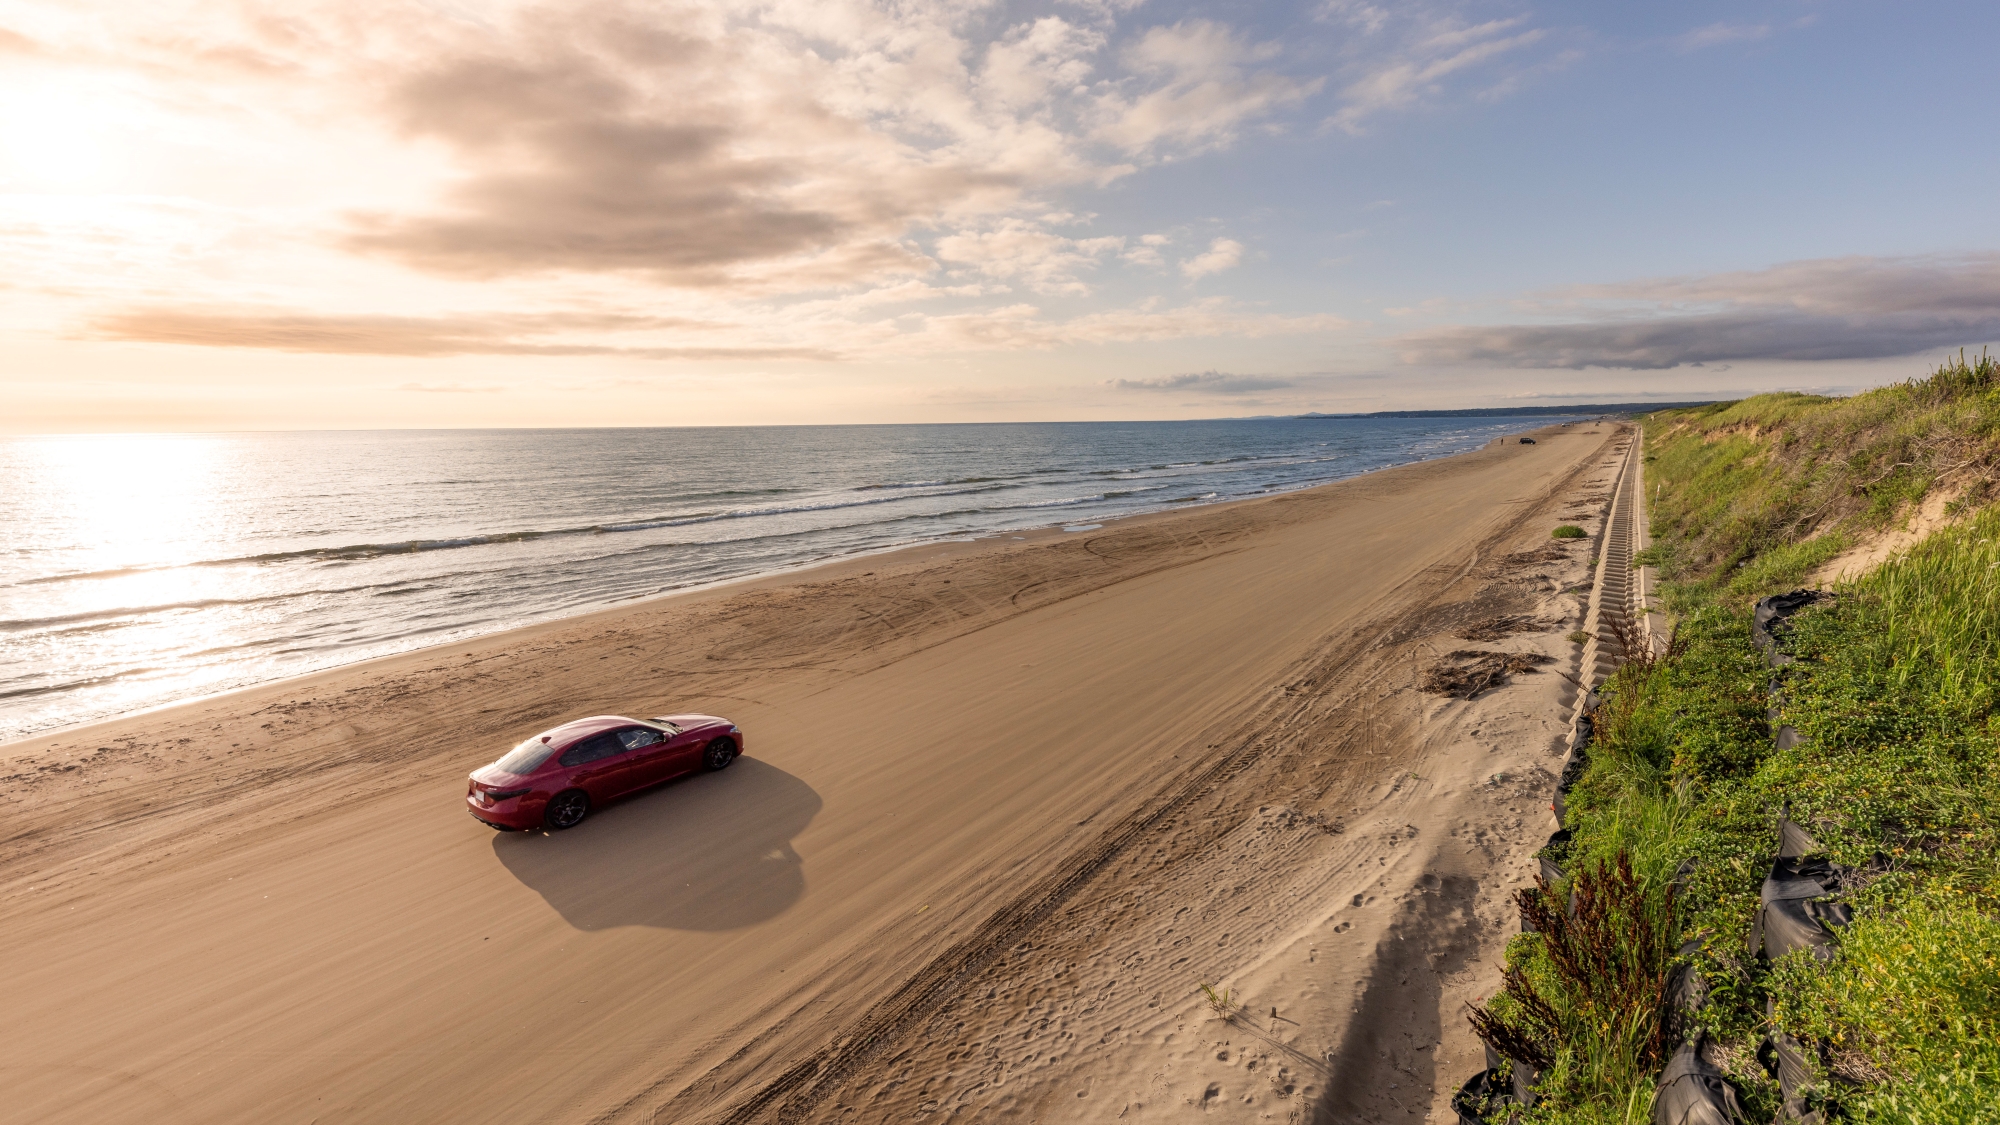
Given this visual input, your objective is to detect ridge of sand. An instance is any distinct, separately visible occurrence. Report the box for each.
[0,424,1624,1125]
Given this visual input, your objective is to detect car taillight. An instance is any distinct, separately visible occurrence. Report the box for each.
[483,788,531,802]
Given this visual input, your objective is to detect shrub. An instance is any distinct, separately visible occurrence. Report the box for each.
[1553,525,1587,539]
[1470,853,1680,1116]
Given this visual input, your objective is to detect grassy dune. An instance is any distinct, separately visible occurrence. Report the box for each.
[1469,355,2000,1124]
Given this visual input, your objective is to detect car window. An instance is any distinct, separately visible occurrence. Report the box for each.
[616,727,665,750]
[496,738,559,775]
[558,733,626,767]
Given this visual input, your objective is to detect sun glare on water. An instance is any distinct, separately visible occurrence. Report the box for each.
[4,434,257,723]
[23,433,231,571]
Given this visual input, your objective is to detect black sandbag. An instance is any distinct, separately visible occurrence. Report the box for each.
[1748,856,1850,962]
[1652,1031,1752,1125]
[1536,828,1573,888]
[1468,1041,1542,1110]
[1552,743,1589,822]
[1666,937,1710,1020]
[1751,815,1839,960]
[1452,1068,1509,1124]
[1550,712,1593,862]
[1507,1056,1542,1107]
[1759,1029,1826,1124]
[1752,591,1828,668]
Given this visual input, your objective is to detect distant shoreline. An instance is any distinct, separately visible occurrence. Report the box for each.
[1292,400,1720,419]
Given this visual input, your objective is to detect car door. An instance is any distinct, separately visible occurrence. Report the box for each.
[655,727,706,781]
[612,726,684,791]
[558,732,640,800]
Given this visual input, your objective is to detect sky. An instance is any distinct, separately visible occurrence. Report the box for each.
[5,0,2000,431]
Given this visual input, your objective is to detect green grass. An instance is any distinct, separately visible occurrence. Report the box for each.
[1467,357,2000,1123]
[1553,525,1587,539]
[1645,350,2000,609]
[1768,881,2000,1125]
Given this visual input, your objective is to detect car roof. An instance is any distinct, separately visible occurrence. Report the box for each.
[537,715,641,748]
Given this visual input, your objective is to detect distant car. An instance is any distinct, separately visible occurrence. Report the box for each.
[1520,437,1537,444]
[467,714,743,831]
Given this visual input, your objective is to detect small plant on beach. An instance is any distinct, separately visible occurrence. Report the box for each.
[1470,853,1680,1113]
[1568,630,1591,645]
[1199,982,1239,1021]
[1553,525,1587,539]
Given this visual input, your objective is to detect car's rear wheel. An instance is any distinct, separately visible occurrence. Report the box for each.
[544,789,590,830]
[703,737,739,771]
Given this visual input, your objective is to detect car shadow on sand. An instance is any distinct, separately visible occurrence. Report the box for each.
[491,757,821,931]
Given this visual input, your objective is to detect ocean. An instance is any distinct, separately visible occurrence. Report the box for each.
[0,416,1577,741]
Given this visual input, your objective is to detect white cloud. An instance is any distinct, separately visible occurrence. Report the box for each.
[4,0,1361,407]
[1180,237,1243,279]
[1317,3,1554,134]
[1095,20,1322,155]
[6,0,1323,310]
[1122,232,1171,268]
[934,221,1124,295]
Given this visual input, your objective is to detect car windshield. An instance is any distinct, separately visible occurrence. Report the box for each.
[494,737,560,775]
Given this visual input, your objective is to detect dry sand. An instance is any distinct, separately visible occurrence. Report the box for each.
[0,423,1630,1124]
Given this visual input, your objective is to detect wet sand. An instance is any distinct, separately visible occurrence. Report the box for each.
[0,423,1628,1124]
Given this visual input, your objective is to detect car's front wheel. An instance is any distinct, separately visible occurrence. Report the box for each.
[703,737,739,771]
[544,789,591,830]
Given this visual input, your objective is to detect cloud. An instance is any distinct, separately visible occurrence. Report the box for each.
[1106,370,1294,393]
[1122,232,1172,268]
[88,295,1348,362]
[1396,254,2000,369]
[1678,23,1772,50]
[1318,4,1553,133]
[1096,21,1322,155]
[934,221,1124,294]
[1180,237,1244,279]
[342,5,954,288]
[0,26,46,56]
[897,297,1347,351]
[88,307,838,361]
[325,3,1320,292]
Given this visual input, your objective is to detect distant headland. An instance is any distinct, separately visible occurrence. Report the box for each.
[1295,401,1722,419]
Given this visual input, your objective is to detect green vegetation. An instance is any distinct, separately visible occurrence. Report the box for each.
[1644,350,2000,609]
[1468,355,2000,1124]
[1199,982,1239,1021]
[1553,525,1587,539]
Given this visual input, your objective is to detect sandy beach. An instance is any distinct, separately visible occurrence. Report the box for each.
[0,423,1630,1124]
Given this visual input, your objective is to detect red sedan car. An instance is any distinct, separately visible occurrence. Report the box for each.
[466,714,742,831]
